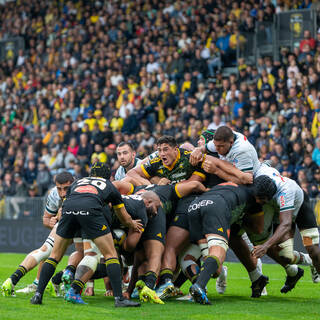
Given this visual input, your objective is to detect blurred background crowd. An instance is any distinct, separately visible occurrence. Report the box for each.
[0,0,320,220]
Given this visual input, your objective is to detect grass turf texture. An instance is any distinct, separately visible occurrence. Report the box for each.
[0,253,319,320]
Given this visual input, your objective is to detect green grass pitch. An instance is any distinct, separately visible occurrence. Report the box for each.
[0,253,319,320]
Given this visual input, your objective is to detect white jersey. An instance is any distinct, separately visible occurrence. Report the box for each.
[45,186,63,215]
[255,164,304,222]
[207,131,261,173]
[115,158,142,181]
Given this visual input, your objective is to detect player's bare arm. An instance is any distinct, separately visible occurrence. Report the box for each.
[253,210,293,258]
[113,205,143,233]
[202,155,253,184]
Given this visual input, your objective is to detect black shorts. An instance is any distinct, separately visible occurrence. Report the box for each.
[141,207,166,245]
[295,191,318,230]
[188,194,231,243]
[57,208,111,240]
[170,213,189,231]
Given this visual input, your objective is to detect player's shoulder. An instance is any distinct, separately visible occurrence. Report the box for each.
[47,186,58,198]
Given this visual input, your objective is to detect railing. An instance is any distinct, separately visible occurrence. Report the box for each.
[1,196,46,220]
[237,9,317,68]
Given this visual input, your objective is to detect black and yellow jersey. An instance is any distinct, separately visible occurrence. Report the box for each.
[141,148,205,184]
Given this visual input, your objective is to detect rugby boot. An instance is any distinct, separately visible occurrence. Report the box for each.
[114,296,141,307]
[216,266,228,294]
[251,275,269,298]
[64,287,87,304]
[30,292,43,304]
[310,265,320,283]
[189,283,212,305]
[135,280,164,304]
[16,283,37,294]
[1,278,15,297]
[155,280,174,300]
[61,269,74,293]
[281,267,304,293]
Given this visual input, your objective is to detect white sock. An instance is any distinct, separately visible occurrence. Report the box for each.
[249,268,262,283]
[33,279,39,286]
[285,264,298,277]
[293,251,312,266]
[218,266,227,281]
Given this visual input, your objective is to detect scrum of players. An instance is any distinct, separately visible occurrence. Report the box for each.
[1,125,320,306]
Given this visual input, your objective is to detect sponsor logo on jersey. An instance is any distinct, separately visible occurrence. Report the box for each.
[188,199,215,212]
[280,195,285,207]
[65,210,90,215]
[273,172,285,182]
[75,185,98,194]
[171,172,186,179]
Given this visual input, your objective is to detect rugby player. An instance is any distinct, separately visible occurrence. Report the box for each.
[1,172,74,297]
[187,181,270,304]
[189,125,267,296]
[253,167,320,292]
[115,142,142,181]
[30,162,142,307]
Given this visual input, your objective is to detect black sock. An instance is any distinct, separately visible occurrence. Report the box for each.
[51,270,63,285]
[10,265,27,285]
[91,263,108,279]
[186,264,200,284]
[71,279,85,294]
[159,269,173,285]
[144,271,157,289]
[196,256,219,289]
[105,257,122,298]
[65,265,76,274]
[37,258,58,294]
[173,271,187,288]
[138,274,146,282]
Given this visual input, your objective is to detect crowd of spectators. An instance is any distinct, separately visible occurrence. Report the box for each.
[0,0,320,219]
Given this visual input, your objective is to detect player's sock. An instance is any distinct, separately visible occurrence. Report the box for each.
[293,251,312,266]
[37,258,58,294]
[249,267,262,283]
[105,257,122,298]
[32,279,39,286]
[285,264,298,277]
[10,265,27,285]
[186,264,200,284]
[71,279,85,294]
[173,271,188,288]
[144,271,157,289]
[65,265,76,274]
[196,256,219,289]
[51,270,63,285]
[91,263,107,279]
[159,269,173,285]
[138,274,146,282]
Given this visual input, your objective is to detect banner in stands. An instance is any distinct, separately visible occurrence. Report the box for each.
[0,37,24,61]
[278,9,315,43]
[0,219,76,254]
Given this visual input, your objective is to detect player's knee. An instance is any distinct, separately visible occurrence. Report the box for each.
[278,239,295,263]
[78,255,99,272]
[300,228,319,247]
[31,236,54,263]
[207,236,229,252]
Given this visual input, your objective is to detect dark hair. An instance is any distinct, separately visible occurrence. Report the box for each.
[157,135,177,147]
[55,171,74,184]
[117,141,134,151]
[214,126,234,142]
[253,175,277,200]
[90,162,111,179]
